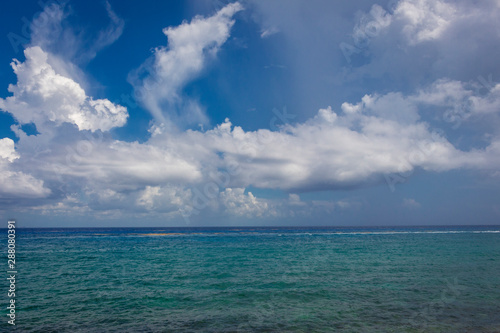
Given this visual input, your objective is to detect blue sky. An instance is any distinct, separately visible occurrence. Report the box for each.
[1,0,500,227]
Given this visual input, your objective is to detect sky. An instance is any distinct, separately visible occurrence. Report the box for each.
[0,0,500,227]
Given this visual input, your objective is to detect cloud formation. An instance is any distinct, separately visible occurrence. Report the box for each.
[0,138,50,198]
[395,0,457,44]
[30,1,124,64]
[403,197,421,209]
[344,0,500,88]
[182,96,495,193]
[1,1,500,224]
[0,46,128,133]
[130,2,243,126]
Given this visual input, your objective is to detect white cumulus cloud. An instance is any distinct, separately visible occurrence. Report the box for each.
[220,188,269,217]
[395,0,457,44]
[0,46,128,133]
[0,138,19,162]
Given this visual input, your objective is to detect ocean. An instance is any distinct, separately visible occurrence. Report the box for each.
[4,226,500,332]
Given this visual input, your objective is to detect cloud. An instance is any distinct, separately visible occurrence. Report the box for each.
[189,93,493,192]
[412,79,471,105]
[394,0,457,45]
[0,138,50,198]
[84,1,125,62]
[336,0,500,102]
[0,46,128,133]
[8,75,496,215]
[183,186,356,221]
[136,186,161,210]
[412,78,500,129]
[352,4,392,47]
[342,92,420,124]
[30,137,203,191]
[2,1,500,224]
[30,1,124,64]
[0,170,51,199]
[135,185,193,215]
[288,193,304,206]
[220,188,268,217]
[471,83,500,115]
[260,26,279,38]
[4,79,499,218]
[403,198,421,209]
[351,0,458,47]
[0,138,19,162]
[220,188,270,217]
[129,2,243,126]
[32,193,91,216]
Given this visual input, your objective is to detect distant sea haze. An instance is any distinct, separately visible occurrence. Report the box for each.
[7,225,500,332]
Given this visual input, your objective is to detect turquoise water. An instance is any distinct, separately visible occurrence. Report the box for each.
[4,226,500,332]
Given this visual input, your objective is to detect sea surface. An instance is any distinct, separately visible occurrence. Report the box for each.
[3,225,500,332]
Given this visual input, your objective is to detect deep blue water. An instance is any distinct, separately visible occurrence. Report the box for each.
[2,225,500,332]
